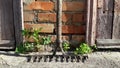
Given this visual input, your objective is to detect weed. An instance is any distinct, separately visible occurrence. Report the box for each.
[74,43,95,55]
[41,36,51,45]
[62,41,70,51]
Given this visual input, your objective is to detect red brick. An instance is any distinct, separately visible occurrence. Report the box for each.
[24,1,54,11]
[24,12,34,21]
[38,13,56,22]
[38,13,72,23]
[62,25,85,34]
[73,13,84,22]
[24,23,54,33]
[62,13,72,22]
[62,2,85,11]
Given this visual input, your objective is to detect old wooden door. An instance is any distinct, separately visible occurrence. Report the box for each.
[0,0,23,49]
[96,0,120,48]
[0,0,15,49]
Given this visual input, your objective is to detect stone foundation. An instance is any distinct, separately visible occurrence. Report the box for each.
[0,51,120,68]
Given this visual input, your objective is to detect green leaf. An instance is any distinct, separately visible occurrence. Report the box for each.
[41,36,51,45]
[74,43,93,55]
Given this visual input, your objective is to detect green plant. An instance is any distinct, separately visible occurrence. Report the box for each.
[90,44,97,51]
[31,28,42,45]
[62,41,70,51]
[24,42,35,52]
[22,29,31,39]
[15,44,26,53]
[15,42,35,53]
[74,43,93,55]
[15,28,42,53]
[41,36,51,45]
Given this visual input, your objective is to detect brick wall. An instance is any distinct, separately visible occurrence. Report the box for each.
[23,0,86,46]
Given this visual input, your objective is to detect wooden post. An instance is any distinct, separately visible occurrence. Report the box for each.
[86,0,92,45]
[91,0,97,45]
[113,0,120,39]
[13,0,23,45]
[53,0,65,55]
[86,0,97,45]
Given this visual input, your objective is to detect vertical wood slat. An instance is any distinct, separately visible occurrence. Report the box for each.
[112,0,120,39]
[86,0,93,45]
[13,0,23,45]
[0,0,15,49]
[90,0,97,45]
[86,0,97,45]
[96,0,114,39]
[0,0,14,40]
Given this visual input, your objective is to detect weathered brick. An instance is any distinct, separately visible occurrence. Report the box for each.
[38,13,56,22]
[24,23,54,33]
[62,25,86,34]
[38,13,72,23]
[24,12,34,21]
[24,1,54,11]
[73,13,84,22]
[62,2,85,11]
[62,13,72,22]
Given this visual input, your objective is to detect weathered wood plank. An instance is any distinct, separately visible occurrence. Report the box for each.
[97,39,120,45]
[0,0,15,49]
[97,45,120,48]
[13,0,23,45]
[112,0,120,39]
[90,0,97,45]
[97,0,103,9]
[86,0,93,45]
[0,40,14,45]
[0,0,15,40]
[96,0,114,39]
[86,0,97,45]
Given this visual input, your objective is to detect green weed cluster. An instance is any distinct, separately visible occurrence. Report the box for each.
[15,28,51,53]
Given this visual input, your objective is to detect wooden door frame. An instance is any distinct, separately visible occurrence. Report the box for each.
[13,0,23,47]
[0,0,23,49]
[86,0,97,46]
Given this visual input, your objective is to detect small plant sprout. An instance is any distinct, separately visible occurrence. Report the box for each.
[15,28,43,53]
[74,43,93,55]
[41,36,51,45]
[31,28,42,45]
[62,41,70,51]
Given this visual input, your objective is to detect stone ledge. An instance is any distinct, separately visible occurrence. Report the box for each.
[0,51,120,68]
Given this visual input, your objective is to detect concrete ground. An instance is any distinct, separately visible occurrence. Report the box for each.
[0,51,120,68]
